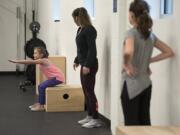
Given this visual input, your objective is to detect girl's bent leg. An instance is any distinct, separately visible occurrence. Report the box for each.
[38,78,62,105]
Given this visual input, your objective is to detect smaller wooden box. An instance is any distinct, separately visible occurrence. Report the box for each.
[116,126,180,135]
[46,84,85,112]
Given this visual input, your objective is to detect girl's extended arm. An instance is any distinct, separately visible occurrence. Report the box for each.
[150,39,174,63]
[8,59,44,64]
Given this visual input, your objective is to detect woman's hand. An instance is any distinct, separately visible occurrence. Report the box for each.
[8,60,18,63]
[123,64,136,77]
[147,67,152,76]
[73,63,79,71]
[82,66,90,75]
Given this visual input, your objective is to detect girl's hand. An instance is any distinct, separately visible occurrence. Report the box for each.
[123,64,136,77]
[8,60,17,63]
[82,66,90,75]
[73,63,79,71]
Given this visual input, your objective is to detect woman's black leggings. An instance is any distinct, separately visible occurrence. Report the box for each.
[80,65,98,119]
[121,81,152,125]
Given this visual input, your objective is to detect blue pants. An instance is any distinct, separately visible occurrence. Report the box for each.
[38,77,62,105]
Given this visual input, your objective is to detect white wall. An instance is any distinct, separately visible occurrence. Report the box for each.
[37,0,57,55]
[0,0,35,71]
[37,0,180,134]
[148,0,161,19]
[150,0,180,125]
[93,0,112,120]
[0,0,17,71]
[110,0,127,133]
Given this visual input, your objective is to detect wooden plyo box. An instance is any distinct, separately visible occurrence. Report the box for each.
[36,56,66,95]
[46,85,85,112]
[116,126,180,135]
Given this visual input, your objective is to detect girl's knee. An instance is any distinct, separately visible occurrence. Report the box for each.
[38,85,46,92]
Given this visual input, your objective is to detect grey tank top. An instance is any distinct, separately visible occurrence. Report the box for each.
[122,28,157,99]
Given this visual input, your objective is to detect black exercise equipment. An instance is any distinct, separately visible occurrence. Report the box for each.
[24,38,46,59]
[19,21,46,92]
[29,21,40,33]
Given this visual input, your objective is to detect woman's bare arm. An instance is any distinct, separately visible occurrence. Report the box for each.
[123,37,136,76]
[150,39,174,63]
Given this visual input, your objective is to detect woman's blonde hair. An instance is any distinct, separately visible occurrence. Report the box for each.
[72,7,92,26]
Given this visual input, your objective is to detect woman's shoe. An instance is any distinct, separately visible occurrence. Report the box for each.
[82,119,102,128]
[78,116,93,125]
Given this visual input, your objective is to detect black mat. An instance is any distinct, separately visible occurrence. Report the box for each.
[0,74,112,135]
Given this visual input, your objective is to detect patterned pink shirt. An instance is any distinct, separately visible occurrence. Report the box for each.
[39,59,65,82]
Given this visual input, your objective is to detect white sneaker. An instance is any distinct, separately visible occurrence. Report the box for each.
[78,116,93,125]
[29,103,40,109]
[30,106,45,112]
[82,119,102,128]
